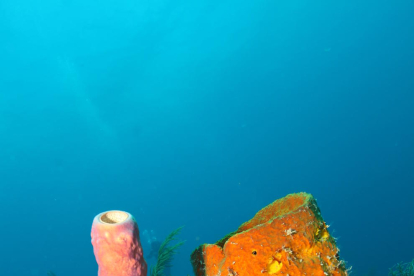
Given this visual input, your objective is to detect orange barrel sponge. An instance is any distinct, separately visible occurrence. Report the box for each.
[91,210,147,276]
[191,192,348,276]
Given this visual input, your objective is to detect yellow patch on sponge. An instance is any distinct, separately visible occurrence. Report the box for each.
[320,230,330,241]
[267,260,283,274]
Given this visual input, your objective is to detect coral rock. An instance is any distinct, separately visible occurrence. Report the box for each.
[191,193,347,276]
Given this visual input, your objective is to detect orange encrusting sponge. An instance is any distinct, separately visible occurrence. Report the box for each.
[191,193,347,276]
[91,211,147,276]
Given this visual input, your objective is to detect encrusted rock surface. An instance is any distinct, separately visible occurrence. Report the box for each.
[191,193,347,276]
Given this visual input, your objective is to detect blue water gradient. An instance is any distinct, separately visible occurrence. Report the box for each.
[0,0,413,275]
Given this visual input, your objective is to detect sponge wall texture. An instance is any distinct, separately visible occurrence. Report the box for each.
[191,193,347,276]
[91,211,147,276]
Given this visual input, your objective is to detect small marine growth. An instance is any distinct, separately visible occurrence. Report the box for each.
[150,226,185,276]
[389,259,414,276]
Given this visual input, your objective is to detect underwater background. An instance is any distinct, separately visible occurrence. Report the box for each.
[0,0,413,275]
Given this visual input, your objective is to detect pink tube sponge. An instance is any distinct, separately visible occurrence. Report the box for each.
[91,210,148,276]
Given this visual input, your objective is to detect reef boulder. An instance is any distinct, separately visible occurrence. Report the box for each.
[191,192,347,276]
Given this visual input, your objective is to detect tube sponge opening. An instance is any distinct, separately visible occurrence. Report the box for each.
[100,211,129,224]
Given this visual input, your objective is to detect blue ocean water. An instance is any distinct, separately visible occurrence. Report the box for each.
[0,0,413,275]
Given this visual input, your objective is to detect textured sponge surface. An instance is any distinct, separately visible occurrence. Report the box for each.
[191,193,347,276]
[91,211,147,276]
